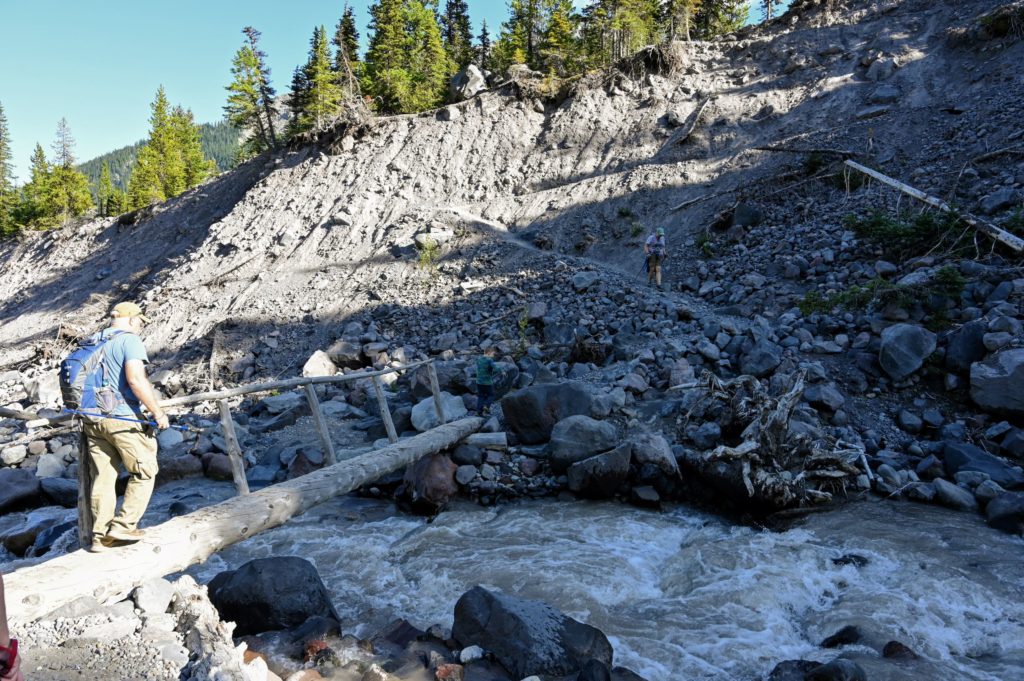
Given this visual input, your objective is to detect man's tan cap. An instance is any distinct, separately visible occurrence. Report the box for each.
[112,301,150,323]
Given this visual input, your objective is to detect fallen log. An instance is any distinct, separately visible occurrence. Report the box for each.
[676,96,712,145]
[5,417,483,624]
[844,160,1024,253]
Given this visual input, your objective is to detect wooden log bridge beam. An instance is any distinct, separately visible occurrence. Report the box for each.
[5,417,483,625]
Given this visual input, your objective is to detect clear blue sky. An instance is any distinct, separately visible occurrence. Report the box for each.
[0,0,511,182]
[1,1,781,183]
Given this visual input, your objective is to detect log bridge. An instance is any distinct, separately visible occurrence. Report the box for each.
[4,360,481,624]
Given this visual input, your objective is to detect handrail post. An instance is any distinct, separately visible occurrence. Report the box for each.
[304,383,337,465]
[217,399,250,496]
[427,362,446,426]
[372,377,399,443]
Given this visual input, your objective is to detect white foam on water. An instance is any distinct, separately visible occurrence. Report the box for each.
[180,496,1024,681]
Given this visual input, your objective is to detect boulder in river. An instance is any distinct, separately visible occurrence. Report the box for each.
[567,443,631,498]
[549,415,618,472]
[452,586,612,678]
[0,468,43,514]
[401,452,458,513]
[208,557,339,636]
[943,442,1024,490]
[805,659,867,681]
[501,382,594,444]
[986,492,1024,535]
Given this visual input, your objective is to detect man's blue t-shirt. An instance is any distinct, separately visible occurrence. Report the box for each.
[98,330,148,416]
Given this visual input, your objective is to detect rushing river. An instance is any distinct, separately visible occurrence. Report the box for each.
[178,494,1024,681]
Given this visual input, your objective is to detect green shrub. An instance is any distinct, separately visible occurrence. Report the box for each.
[844,209,967,260]
[799,267,964,319]
[630,222,644,237]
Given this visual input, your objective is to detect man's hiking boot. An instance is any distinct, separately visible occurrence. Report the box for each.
[106,526,145,543]
[87,536,113,553]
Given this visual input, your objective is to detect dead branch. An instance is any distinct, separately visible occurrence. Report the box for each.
[676,97,712,145]
[755,146,862,157]
[971,143,1024,164]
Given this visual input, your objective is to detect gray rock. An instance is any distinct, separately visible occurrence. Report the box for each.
[452,586,612,678]
[411,392,468,432]
[986,492,1024,534]
[866,57,897,81]
[932,478,979,512]
[980,187,1021,215]
[806,658,867,681]
[567,443,631,498]
[301,350,337,377]
[691,422,722,449]
[803,382,845,411]
[970,349,1024,417]
[879,324,936,381]
[261,392,303,415]
[455,464,478,486]
[741,339,782,378]
[549,415,618,472]
[1,444,27,465]
[452,444,484,466]
[449,64,488,101]
[25,371,61,405]
[732,203,763,228]
[897,409,923,434]
[156,428,185,451]
[35,453,66,478]
[501,382,594,444]
[572,271,600,292]
[133,578,176,615]
[40,477,79,507]
[326,339,363,368]
[944,442,1024,489]
[628,431,679,476]
[975,479,1005,505]
[868,84,900,104]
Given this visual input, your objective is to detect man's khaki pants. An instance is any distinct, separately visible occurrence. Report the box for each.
[83,419,158,541]
[648,254,664,285]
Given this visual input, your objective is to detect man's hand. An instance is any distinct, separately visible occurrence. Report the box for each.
[153,412,170,430]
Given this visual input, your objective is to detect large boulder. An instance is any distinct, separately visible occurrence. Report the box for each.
[970,349,1024,417]
[449,64,488,101]
[501,382,594,444]
[452,586,612,678]
[879,324,936,381]
[25,371,61,405]
[628,432,679,477]
[207,557,339,636]
[412,361,470,399]
[567,443,631,498]
[944,442,1024,489]
[946,320,987,372]
[411,392,468,431]
[325,339,364,368]
[401,452,458,513]
[301,350,337,378]
[741,339,783,378]
[986,492,1024,534]
[549,415,618,472]
[0,468,43,514]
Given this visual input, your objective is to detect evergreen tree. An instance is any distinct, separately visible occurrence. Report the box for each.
[225,27,279,159]
[0,102,16,235]
[364,0,452,113]
[662,0,703,41]
[286,65,310,138]
[477,20,492,71]
[172,106,216,187]
[540,0,579,75]
[97,160,114,216]
[693,0,748,38]
[493,0,543,73]
[760,0,781,21]
[16,144,52,227]
[303,26,344,131]
[107,188,128,216]
[333,2,361,97]
[46,120,93,225]
[441,0,474,69]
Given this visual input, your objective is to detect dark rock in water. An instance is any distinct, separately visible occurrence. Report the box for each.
[567,443,631,498]
[986,492,1024,535]
[878,323,936,381]
[578,658,612,681]
[630,486,661,508]
[970,349,1024,417]
[550,415,618,472]
[806,659,867,681]
[40,477,79,508]
[401,452,458,513]
[944,442,1024,490]
[821,625,862,648]
[832,554,869,568]
[208,557,339,636]
[452,586,612,678]
[463,658,514,681]
[371,618,425,658]
[501,382,594,444]
[767,660,820,681]
[610,668,649,681]
[883,640,919,659]
[932,478,979,512]
[25,519,76,558]
[0,468,43,514]
[946,320,987,372]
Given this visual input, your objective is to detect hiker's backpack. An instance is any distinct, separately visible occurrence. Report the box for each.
[59,331,129,421]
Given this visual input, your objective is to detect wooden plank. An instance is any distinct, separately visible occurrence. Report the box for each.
[304,384,337,465]
[217,400,250,496]
[4,417,483,625]
[372,377,398,443]
[844,160,1024,252]
[427,363,446,426]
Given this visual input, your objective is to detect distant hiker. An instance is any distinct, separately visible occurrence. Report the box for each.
[0,574,22,681]
[475,347,498,414]
[644,227,667,289]
[72,302,168,553]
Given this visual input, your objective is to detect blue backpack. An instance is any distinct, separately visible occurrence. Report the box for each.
[59,330,129,422]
